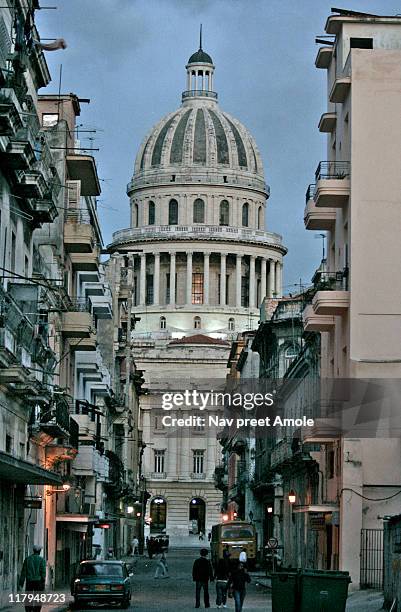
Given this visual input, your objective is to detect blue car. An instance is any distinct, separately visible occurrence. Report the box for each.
[72,560,133,608]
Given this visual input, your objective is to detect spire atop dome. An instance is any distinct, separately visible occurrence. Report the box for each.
[184,31,216,103]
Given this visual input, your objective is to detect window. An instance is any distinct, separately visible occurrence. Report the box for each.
[258,206,263,229]
[42,113,59,127]
[148,201,155,225]
[154,415,165,431]
[194,316,201,330]
[193,198,205,223]
[24,255,29,277]
[242,202,249,227]
[217,274,229,305]
[134,203,139,227]
[10,231,16,273]
[241,276,249,307]
[192,273,204,304]
[5,434,13,454]
[169,199,178,225]
[284,345,298,372]
[146,274,154,305]
[228,317,235,331]
[350,37,373,49]
[160,316,166,330]
[219,200,229,226]
[193,450,205,474]
[154,449,165,473]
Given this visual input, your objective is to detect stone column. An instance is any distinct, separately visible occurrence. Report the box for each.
[139,253,146,306]
[204,252,210,305]
[260,257,267,306]
[220,253,226,306]
[236,254,242,307]
[186,251,193,305]
[275,261,282,297]
[153,253,160,305]
[249,255,256,309]
[169,252,176,306]
[268,259,276,298]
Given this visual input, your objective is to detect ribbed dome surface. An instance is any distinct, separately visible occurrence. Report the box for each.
[135,105,264,178]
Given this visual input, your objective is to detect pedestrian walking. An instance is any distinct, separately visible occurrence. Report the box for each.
[239,548,247,566]
[207,531,211,542]
[215,557,230,609]
[228,562,250,612]
[19,545,46,612]
[154,551,169,579]
[131,536,139,556]
[198,529,204,541]
[192,548,214,609]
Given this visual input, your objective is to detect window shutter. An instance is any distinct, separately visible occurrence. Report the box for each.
[66,180,81,209]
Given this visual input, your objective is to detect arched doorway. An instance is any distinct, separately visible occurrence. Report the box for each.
[189,497,206,534]
[150,497,167,533]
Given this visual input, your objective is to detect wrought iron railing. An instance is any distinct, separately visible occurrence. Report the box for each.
[64,297,91,312]
[305,183,316,204]
[313,269,349,292]
[65,208,92,224]
[315,161,350,181]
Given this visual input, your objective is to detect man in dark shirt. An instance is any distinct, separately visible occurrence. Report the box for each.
[228,562,251,612]
[19,545,46,612]
[192,548,214,608]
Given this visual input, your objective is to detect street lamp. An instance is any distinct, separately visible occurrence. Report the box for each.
[126,506,134,514]
[222,514,229,522]
[288,490,296,505]
[267,506,273,514]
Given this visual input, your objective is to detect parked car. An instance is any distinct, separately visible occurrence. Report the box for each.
[71,560,133,608]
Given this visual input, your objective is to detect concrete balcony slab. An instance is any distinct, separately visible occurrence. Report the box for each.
[312,290,350,315]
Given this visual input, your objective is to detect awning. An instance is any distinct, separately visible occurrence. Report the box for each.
[56,513,98,532]
[0,451,63,485]
[66,154,101,196]
[292,504,339,514]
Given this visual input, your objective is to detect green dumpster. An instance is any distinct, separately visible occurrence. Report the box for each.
[271,571,300,612]
[299,569,351,612]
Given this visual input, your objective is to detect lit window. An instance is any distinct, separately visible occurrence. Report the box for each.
[160,316,166,330]
[194,316,201,330]
[192,273,204,304]
[219,200,229,226]
[193,198,205,223]
[169,199,178,225]
[228,318,235,331]
[154,450,165,473]
[193,450,205,474]
[242,202,249,227]
[148,201,155,225]
[42,113,59,127]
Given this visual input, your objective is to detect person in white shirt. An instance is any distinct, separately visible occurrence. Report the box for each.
[131,537,139,556]
[239,549,247,565]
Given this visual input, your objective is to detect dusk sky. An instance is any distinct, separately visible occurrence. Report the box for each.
[37,0,396,292]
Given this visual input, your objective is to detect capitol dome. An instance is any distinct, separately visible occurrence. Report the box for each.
[132,43,266,194]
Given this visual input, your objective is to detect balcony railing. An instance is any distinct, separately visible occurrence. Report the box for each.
[128,172,269,194]
[315,161,350,181]
[64,297,91,313]
[313,269,349,292]
[40,401,71,437]
[305,183,316,204]
[65,208,92,224]
[182,90,218,100]
[191,472,206,479]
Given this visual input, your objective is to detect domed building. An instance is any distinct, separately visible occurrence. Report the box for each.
[108,42,286,543]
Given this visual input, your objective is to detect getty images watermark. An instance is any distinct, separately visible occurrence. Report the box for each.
[160,389,315,429]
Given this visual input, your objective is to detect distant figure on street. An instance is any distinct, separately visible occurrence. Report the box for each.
[131,536,139,556]
[228,562,251,612]
[198,529,204,541]
[19,545,46,612]
[215,557,230,609]
[207,532,212,542]
[147,536,156,558]
[106,547,114,559]
[154,551,169,579]
[192,548,214,609]
[239,548,247,566]
[223,545,231,560]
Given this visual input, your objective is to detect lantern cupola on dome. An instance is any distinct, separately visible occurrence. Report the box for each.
[183,25,216,103]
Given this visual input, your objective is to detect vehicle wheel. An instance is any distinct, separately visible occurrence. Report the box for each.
[120,595,130,609]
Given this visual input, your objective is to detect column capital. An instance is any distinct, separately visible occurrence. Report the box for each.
[169,250,176,257]
[203,251,210,258]
[186,250,193,257]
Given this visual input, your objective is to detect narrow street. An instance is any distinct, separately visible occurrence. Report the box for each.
[68,549,272,611]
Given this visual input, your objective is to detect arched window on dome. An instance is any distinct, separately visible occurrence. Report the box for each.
[258,206,263,230]
[148,201,155,225]
[242,202,249,227]
[193,198,205,224]
[194,316,201,330]
[134,203,139,227]
[169,199,178,225]
[219,200,229,226]
[160,316,166,330]
[228,317,235,332]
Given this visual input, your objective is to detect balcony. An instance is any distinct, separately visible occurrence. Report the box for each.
[329,76,351,103]
[38,401,71,439]
[318,112,337,133]
[315,46,333,69]
[304,184,336,231]
[89,295,112,319]
[151,472,167,480]
[61,298,93,338]
[0,88,23,135]
[70,252,99,272]
[14,169,48,199]
[45,417,79,466]
[303,304,336,332]
[68,335,97,351]
[32,198,58,223]
[66,154,101,196]
[311,270,350,316]
[314,161,350,208]
[64,209,96,253]
[191,472,206,480]
[182,90,218,101]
